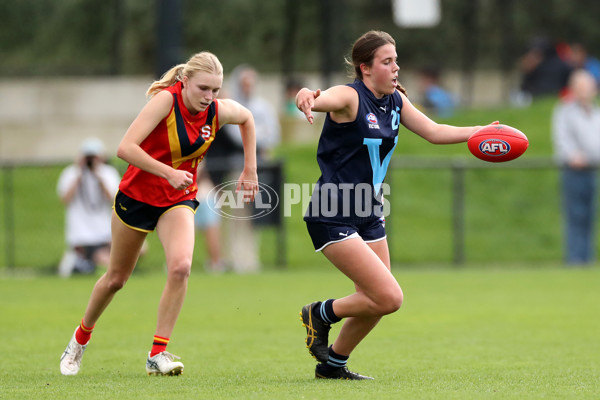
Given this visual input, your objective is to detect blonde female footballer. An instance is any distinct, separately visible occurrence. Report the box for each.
[60,51,258,376]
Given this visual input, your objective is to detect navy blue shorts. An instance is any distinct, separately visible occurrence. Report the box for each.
[114,190,199,232]
[305,217,386,252]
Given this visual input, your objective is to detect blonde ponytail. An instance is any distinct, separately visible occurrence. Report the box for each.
[146,64,186,98]
[145,52,223,99]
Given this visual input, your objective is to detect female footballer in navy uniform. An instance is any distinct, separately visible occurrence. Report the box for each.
[60,51,258,376]
[297,30,487,380]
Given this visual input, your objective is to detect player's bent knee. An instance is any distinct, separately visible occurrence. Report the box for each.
[388,290,404,313]
[376,288,404,315]
[166,258,192,281]
[105,276,127,292]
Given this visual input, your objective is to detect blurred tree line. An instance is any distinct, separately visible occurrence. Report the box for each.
[3,0,600,77]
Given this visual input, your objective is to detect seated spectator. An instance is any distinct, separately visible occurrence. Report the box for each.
[416,66,456,118]
[57,138,120,277]
[519,37,572,98]
[567,42,600,86]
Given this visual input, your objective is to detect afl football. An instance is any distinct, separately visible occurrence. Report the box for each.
[468,124,528,162]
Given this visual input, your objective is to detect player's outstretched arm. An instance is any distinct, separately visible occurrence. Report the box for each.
[399,92,481,144]
[296,86,358,124]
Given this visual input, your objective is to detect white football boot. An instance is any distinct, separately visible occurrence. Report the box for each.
[146,351,184,376]
[60,328,87,375]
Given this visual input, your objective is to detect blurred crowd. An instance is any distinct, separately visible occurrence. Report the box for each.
[513,36,600,267]
[517,37,600,102]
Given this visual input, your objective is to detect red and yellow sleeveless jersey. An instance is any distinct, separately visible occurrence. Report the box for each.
[119,81,220,206]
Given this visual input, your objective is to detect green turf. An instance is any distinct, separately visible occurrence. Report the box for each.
[1,266,598,399]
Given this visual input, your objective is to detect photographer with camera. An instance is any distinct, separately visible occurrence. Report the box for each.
[57,138,121,277]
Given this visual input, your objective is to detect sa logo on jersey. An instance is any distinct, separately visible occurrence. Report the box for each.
[200,125,212,140]
[479,139,510,156]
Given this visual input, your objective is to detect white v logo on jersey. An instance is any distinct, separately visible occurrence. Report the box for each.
[363,137,399,194]
[379,106,387,112]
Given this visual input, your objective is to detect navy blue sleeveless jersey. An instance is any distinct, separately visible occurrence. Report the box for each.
[304,79,403,224]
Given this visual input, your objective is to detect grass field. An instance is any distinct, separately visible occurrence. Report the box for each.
[2,266,598,399]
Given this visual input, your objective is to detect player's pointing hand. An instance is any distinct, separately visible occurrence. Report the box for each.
[296,88,321,124]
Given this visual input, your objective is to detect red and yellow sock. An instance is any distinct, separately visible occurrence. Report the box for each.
[150,335,169,357]
[75,319,95,345]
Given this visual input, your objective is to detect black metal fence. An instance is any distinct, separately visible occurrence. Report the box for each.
[385,156,561,265]
[0,158,287,270]
[1,156,563,270]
